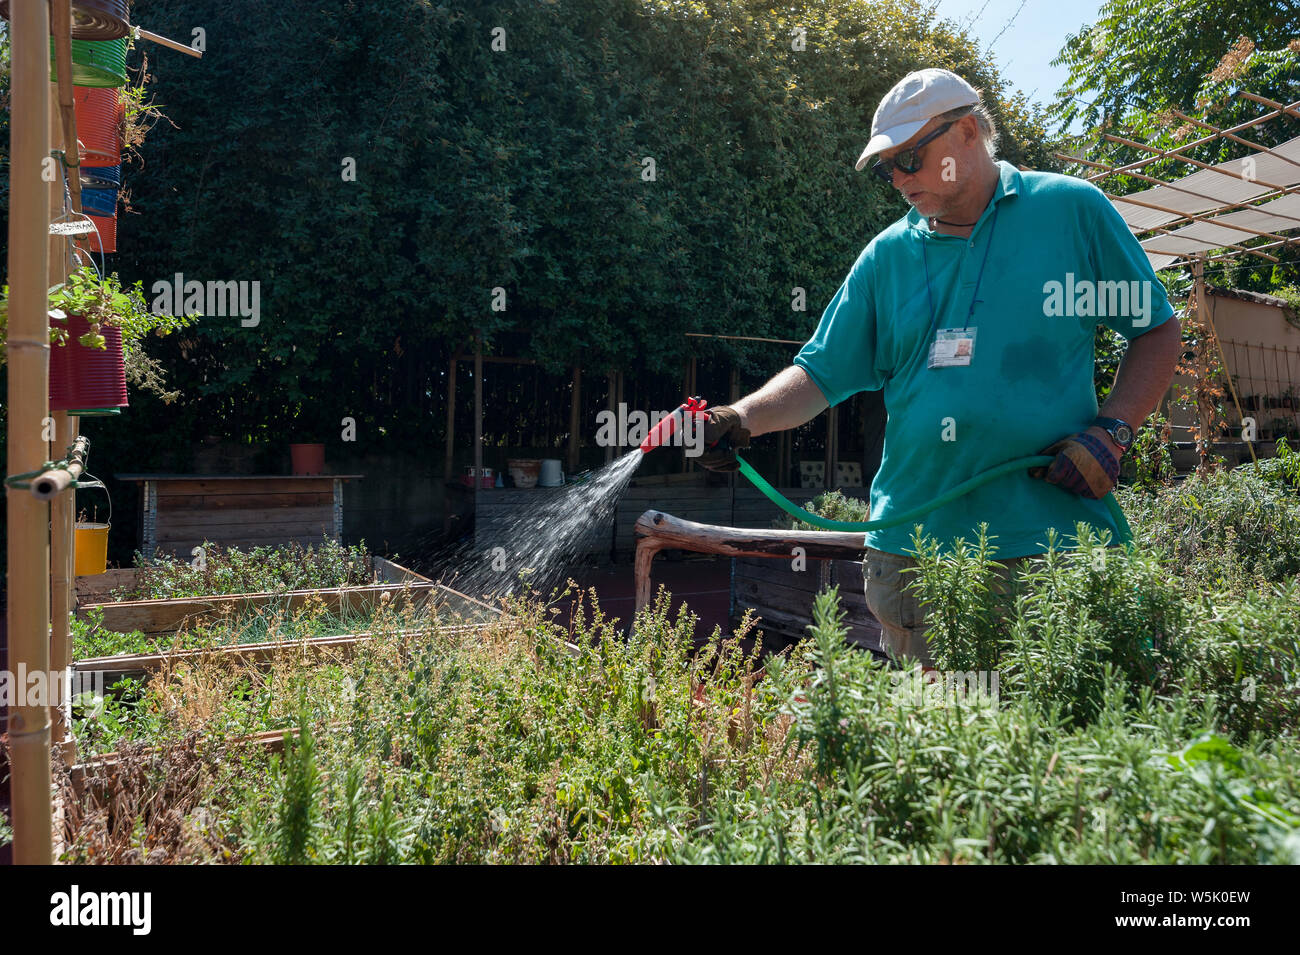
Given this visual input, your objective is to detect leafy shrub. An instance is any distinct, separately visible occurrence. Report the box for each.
[779,488,870,531]
[673,588,1300,864]
[906,523,1300,743]
[116,539,374,600]
[1119,465,1300,593]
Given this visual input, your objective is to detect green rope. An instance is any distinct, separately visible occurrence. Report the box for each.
[735,453,1134,548]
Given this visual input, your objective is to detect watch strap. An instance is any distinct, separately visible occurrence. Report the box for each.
[1092,416,1134,449]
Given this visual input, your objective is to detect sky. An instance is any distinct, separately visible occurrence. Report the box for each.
[928,0,1104,113]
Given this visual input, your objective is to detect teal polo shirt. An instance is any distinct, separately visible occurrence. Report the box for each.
[794,161,1174,558]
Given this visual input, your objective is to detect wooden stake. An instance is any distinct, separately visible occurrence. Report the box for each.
[133,27,203,59]
[7,0,55,866]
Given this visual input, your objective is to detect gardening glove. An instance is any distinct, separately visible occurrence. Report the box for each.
[1028,429,1119,500]
[698,406,751,472]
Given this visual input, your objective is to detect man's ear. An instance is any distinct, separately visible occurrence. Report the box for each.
[957,114,981,149]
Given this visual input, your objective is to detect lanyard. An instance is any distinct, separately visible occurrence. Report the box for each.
[921,203,1000,343]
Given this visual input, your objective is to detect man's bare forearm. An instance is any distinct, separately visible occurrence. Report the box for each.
[732,365,830,437]
[1100,316,1183,427]
[1089,316,1183,455]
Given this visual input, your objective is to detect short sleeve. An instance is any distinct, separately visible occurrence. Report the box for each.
[793,253,881,407]
[1086,187,1176,341]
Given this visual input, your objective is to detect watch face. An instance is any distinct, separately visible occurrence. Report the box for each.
[1115,425,1133,447]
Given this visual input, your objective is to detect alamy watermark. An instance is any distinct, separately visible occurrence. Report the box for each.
[595,402,704,456]
[890,668,1000,709]
[50,885,151,935]
[0,666,106,715]
[1042,273,1153,328]
[151,272,261,327]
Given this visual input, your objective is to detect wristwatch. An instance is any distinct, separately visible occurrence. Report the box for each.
[1092,416,1135,452]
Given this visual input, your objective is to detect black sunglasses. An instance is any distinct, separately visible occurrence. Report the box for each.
[871,121,955,184]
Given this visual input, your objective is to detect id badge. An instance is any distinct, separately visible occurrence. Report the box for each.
[928,327,976,368]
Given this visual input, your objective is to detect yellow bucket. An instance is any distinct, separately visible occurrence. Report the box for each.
[73,473,111,577]
[74,522,110,576]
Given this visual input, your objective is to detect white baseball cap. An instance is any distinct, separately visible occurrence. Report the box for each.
[855,68,981,171]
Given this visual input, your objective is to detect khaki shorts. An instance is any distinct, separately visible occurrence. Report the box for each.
[863,547,1037,667]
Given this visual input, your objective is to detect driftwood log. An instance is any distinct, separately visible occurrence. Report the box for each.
[633,509,867,613]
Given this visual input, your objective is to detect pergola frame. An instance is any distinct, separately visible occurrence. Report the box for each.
[1054,92,1300,469]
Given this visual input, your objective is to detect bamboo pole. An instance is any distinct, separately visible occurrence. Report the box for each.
[1101,189,1300,238]
[1077,96,1300,181]
[7,0,55,866]
[1166,114,1300,172]
[1237,92,1300,122]
[1102,131,1293,193]
[47,88,70,754]
[50,416,78,757]
[51,2,82,215]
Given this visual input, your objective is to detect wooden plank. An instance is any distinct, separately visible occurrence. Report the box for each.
[157,491,333,511]
[73,624,487,682]
[157,519,333,543]
[155,536,334,556]
[119,474,363,482]
[80,581,500,636]
[372,556,432,584]
[154,478,335,497]
[78,582,443,635]
[155,505,334,529]
[73,568,139,603]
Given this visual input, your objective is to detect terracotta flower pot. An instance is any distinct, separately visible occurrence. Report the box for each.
[49,313,128,411]
[290,443,325,475]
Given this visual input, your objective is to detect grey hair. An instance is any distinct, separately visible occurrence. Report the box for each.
[937,100,1000,159]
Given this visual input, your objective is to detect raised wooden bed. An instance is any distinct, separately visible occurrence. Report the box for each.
[115,473,365,558]
[633,509,882,655]
[731,556,881,654]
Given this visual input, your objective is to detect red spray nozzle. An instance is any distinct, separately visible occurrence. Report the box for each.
[638,396,710,453]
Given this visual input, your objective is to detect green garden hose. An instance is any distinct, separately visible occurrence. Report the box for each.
[735,453,1134,548]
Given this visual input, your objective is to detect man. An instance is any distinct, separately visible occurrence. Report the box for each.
[699,68,1183,668]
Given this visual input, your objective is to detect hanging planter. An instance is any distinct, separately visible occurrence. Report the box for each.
[49,36,128,88]
[50,314,128,412]
[80,163,120,189]
[81,183,118,217]
[70,0,131,41]
[77,212,117,254]
[0,1,131,40]
[75,86,123,168]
